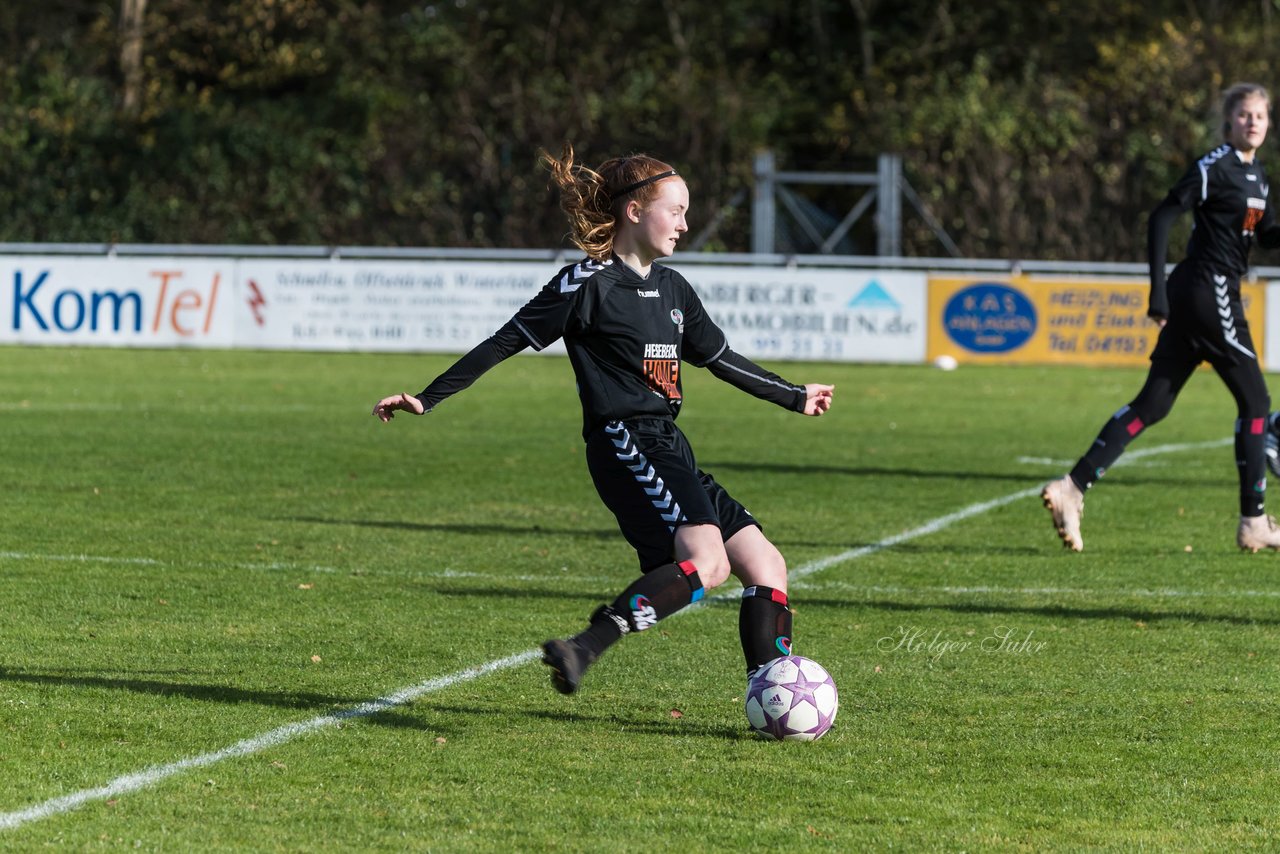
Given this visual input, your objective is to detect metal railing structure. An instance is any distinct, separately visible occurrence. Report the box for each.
[0,152,957,263]
[742,151,961,258]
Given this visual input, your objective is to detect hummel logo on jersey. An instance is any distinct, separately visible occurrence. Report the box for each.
[637,289,660,298]
[559,258,609,294]
[1248,173,1259,181]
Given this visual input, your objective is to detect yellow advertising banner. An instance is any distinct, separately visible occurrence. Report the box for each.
[928,276,1267,367]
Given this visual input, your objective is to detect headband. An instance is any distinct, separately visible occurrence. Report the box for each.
[613,169,678,198]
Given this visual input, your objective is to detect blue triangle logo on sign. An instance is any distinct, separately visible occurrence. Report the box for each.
[847,280,900,309]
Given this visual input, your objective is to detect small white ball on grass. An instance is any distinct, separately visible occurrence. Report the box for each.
[933,354,958,371]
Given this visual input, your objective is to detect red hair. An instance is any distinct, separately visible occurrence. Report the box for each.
[542,144,679,260]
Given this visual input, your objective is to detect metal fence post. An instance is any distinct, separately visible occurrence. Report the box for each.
[876,153,902,257]
[752,150,776,255]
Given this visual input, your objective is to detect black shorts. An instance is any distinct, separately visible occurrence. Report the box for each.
[584,417,760,571]
[1151,264,1258,368]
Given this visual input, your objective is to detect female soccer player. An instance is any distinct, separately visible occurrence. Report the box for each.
[373,146,834,693]
[1042,83,1280,552]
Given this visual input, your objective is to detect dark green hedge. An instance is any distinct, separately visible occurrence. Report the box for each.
[2,1,1277,262]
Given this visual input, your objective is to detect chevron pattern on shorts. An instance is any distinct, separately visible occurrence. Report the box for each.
[604,421,686,532]
[1214,276,1256,359]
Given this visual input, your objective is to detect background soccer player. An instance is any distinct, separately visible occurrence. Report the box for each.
[373,145,834,695]
[1042,83,1280,552]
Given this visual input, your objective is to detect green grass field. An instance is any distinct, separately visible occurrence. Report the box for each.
[2,345,1279,850]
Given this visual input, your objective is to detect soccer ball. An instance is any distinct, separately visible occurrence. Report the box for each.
[744,655,838,741]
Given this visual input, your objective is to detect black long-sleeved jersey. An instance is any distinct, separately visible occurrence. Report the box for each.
[1147,143,1280,318]
[415,256,806,439]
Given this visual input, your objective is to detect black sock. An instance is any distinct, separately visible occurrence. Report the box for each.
[739,585,792,674]
[573,561,704,659]
[1237,416,1267,517]
[1069,405,1148,491]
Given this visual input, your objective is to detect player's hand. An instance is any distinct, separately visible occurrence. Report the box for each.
[372,393,425,422]
[802,383,834,417]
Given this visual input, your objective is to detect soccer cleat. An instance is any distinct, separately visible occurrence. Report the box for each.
[1041,476,1085,552]
[1236,514,1280,552]
[1267,421,1280,479]
[541,638,591,695]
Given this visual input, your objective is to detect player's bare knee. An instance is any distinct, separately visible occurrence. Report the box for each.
[694,553,732,589]
[737,554,787,590]
[768,556,789,590]
[703,558,733,589]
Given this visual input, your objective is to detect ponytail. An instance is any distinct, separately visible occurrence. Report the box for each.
[541,144,679,260]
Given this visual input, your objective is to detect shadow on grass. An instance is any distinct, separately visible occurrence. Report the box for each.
[417,701,749,741]
[428,585,610,603]
[768,540,1047,556]
[525,708,749,740]
[799,596,1280,628]
[704,460,1032,483]
[703,460,1220,489]
[417,581,1280,629]
[0,668,745,739]
[286,516,617,540]
[0,668,434,731]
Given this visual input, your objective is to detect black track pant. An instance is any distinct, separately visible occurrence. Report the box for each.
[1069,268,1270,516]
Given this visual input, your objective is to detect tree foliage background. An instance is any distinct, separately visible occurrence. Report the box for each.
[3,0,1280,261]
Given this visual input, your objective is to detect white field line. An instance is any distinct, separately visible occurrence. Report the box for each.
[0,651,540,831]
[8,554,1271,602]
[1017,436,1233,469]
[0,552,161,566]
[0,435,1244,831]
[1016,456,1075,467]
[0,438,1236,581]
[0,553,339,575]
[0,553,620,586]
[0,555,377,578]
[0,402,319,413]
[1018,456,1165,468]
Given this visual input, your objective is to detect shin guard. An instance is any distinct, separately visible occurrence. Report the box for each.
[611,560,704,632]
[739,585,793,674]
[576,561,705,659]
[1070,404,1148,491]
[1237,415,1268,517]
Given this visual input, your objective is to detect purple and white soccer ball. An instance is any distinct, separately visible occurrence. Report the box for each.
[744,655,838,741]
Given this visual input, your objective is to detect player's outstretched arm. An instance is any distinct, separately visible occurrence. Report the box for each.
[701,347,832,415]
[802,383,834,417]
[372,393,426,422]
[1145,189,1190,322]
[371,320,531,424]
